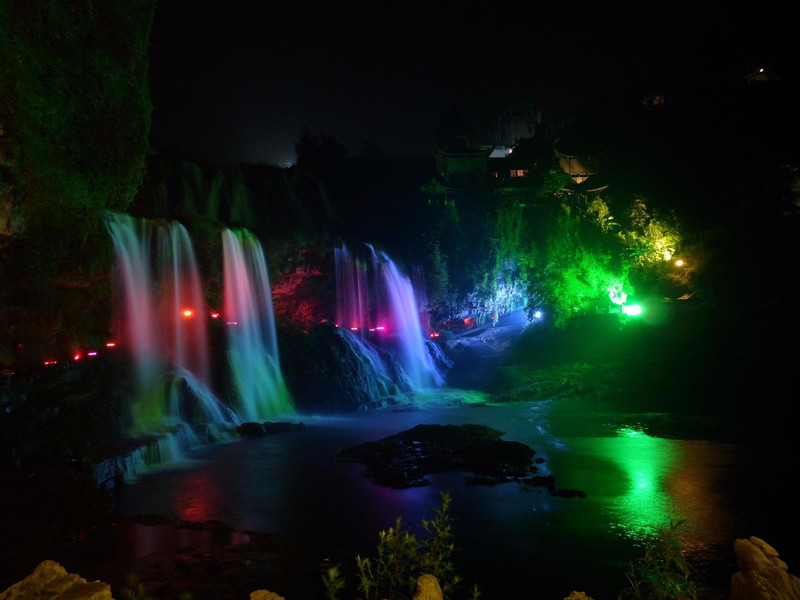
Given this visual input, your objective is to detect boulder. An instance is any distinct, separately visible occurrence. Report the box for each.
[564,593,594,600]
[237,422,265,436]
[250,590,285,600]
[262,422,294,434]
[0,560,112,600]
[731,537,800,600]
[412,574,443,600]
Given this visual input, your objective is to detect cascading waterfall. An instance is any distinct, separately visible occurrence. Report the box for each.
[106,213,237,433]
[222,228,294,420]
[335,244,442,390]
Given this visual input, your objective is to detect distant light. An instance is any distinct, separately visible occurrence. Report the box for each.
[759,67,764,73]
[87,351,98,357]
[226,321,238,326]
[106,342,116,348]
[622,304,643,316]
[210,311,220,319]
[375,326,385,331]
[534,310,542,319]
[369,328,376,332]
[350,327,358,331]
[43,360,57,366]
[73,353,82,361]
[182,309,194,318]
[674,259,685,267]
[429,332,440,338]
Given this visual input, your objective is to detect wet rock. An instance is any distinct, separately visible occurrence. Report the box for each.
[262,422,294,434]
[551,488,587,499]
[279,323,395,413]
[0,560,112,600]
[413,574,443,600]
[237,422,265,436]
[731,536,800,600]
[522,475,555,487]
[338,424,537,488]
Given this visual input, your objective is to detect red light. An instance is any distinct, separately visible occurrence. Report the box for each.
[429,332,440,338]
[73,353,82,361]
[182,309,194,318]
[43,360,57,366]
[210,311,220,319]
[106,342,116,348]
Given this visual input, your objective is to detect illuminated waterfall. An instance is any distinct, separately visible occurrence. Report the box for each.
[107,213,237,431]
[335,244,442,390]
[222,228,294,420]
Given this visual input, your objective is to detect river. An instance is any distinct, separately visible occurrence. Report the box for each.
[112,385,790,599]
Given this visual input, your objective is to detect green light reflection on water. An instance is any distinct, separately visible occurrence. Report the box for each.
[600,426,678,541]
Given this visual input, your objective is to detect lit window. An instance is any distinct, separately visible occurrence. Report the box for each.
[510,169,529,178]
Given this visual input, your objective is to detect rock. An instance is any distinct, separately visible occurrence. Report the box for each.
[551,488,587,498]
[250,590,286,600]
[412,574,443,600]
[237,422,265,436]
[564,592,594,600]
[0,560,112,600]
[262,422,294,434]
[731,537,800,600]
[338,424,537,488]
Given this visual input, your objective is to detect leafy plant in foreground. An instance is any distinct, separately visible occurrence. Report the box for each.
[351,492,462,600]
[618,520,698,600]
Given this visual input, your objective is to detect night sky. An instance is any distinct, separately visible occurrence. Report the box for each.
[148,3,792,165]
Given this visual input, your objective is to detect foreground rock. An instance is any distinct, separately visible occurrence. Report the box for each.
[731,536,800,600]
[0,560,112,600]
[338,424,537,488]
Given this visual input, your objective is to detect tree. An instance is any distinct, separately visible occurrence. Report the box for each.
[0,0,156,365]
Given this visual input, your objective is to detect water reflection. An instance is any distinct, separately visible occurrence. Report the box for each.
[606,426,678,540]
[570,425,733,549]
[173,471,223,522]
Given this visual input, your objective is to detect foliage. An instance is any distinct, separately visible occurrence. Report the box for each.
[425,240,451,307]
[119,577,154,600]
[0,0,155,361]
[618,520,698,600]
[344,492,463,600]
[527,200,631,326]
[619,199,681,267]
[323,565,346,600]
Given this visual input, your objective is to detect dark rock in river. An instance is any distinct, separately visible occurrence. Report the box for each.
[337,424,537,488]
[238,422,265,436]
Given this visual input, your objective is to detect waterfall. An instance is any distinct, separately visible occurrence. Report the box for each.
[222,228,294,420]
[106,213,235,432]
[334,244,442,391]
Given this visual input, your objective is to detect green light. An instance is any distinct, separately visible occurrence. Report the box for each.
[622,304,642,316]
[607,285,627,305]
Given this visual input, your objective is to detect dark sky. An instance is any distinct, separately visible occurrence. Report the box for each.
[147,3,790,165]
